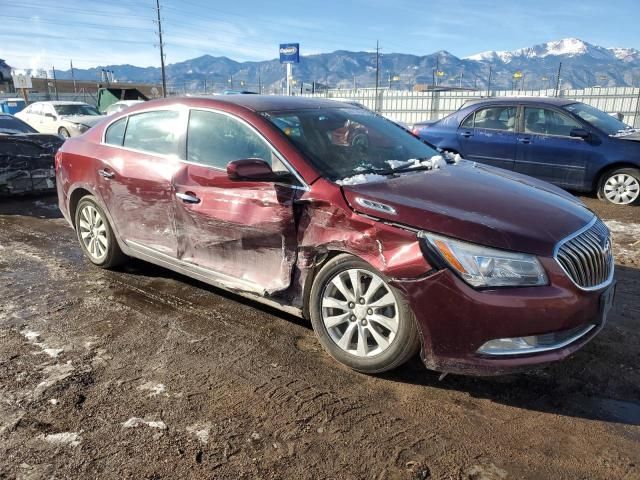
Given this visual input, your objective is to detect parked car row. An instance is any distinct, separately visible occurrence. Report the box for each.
[411,97,640,205]
[55,95,617,376]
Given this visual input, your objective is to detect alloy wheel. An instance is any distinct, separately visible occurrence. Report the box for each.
[603,173,640,205]
[78,204,108,262]
[321,268,399,357]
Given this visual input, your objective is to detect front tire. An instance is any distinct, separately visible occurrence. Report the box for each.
[74,196,125,268]
[58,127,71,139]
[598,168,640,205]
[309,254,420,373]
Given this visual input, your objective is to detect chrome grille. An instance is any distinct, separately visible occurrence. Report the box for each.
[555,219,613,289]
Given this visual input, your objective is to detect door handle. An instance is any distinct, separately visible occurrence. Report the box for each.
[176,192,201,204]
[460,131,473,138]
[517,137,531,144]
[98,169,115,179]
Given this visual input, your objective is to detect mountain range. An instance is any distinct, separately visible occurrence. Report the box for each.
[21,38,640,92]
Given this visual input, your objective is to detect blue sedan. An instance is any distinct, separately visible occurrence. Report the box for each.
[413,97,640,205]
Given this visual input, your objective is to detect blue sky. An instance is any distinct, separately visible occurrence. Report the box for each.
[1,0,639,70]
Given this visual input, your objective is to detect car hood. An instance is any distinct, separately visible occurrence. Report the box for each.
[341,161,594,257]
[61,115,103,127]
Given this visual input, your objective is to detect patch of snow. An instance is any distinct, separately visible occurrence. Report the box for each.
[336,173,387,186]
[34,362,75,398]
[137,382,167,397]
[187,423,211,444]
[385,155,447,171]
[20,329,63,358]
[122,417,167,430]
[49,398,59,405]
[21,330,41,341]
[605,220,640,238]
[41,348,64,358]
[40,432,81,447]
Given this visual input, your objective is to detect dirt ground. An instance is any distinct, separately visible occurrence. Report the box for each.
[0,192,638,480]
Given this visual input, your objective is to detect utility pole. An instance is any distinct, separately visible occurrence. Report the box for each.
[155,0,167,98]
[487,65,493,97]
[374,40,380,111]
[52,66,59,100]
[554,62,562,97]
[258,66,262,94]
[70,60,77,93]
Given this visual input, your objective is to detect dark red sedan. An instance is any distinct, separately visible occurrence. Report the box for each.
[55,96,615,375]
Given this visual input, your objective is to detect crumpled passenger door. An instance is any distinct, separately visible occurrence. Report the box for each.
[172,162,299,295]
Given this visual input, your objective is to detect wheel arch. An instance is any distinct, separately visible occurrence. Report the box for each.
[593,161,640,191]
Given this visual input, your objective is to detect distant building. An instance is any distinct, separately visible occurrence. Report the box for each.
[0,59,11,83]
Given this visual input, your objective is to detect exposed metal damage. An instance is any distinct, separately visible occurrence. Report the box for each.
[0,135,63,195]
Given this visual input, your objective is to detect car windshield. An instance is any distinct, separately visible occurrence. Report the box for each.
[0,115,37,134]
[563,102,633,136]
[53,104,101,116]
[265,107,441,181]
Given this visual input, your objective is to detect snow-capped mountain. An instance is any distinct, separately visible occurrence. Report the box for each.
[52,38,640,92]
[466,38,619,63]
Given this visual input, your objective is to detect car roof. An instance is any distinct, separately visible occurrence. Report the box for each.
[463,96,577,108]
[32,101,91,105]
[137,95,359,113]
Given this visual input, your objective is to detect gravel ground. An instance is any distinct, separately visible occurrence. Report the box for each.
[0,193,638,480]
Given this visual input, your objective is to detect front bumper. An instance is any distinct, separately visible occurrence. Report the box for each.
[393,256,612,376]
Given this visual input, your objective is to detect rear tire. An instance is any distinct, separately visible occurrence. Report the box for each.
[74,195,125,268]
[309,254,420,374]
[597,168,640,205]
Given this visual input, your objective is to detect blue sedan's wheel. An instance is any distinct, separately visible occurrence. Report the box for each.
[599,168,640,206]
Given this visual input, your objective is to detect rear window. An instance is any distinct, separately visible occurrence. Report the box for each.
[0,115,36,134]
[123,110,181,156]
[105,117,127,146]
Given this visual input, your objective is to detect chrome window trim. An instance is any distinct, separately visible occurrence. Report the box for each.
[553,217,615,291]
[477,324,596,356]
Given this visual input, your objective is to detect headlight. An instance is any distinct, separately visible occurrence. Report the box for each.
[420,232,547,288]
[72,123,89,132]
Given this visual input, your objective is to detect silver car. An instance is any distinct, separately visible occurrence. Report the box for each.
[15,101,104,138]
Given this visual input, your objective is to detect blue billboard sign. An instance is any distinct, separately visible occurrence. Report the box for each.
[279,43,300,64]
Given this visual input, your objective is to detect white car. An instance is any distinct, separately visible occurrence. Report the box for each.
[15,101,104,138]
[104,100,144,116]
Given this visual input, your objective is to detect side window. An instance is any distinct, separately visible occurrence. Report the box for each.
[123,110,181,156]
[473,106,517,131]
[187,110,272,169]
[460,112,474,128]
[31,104,43,116]
[105,117,127,146]
[524,107,581,136]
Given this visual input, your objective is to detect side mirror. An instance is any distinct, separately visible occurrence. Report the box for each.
[227,159,292,182]
[44,113,57,119]
[570,128,590,140]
